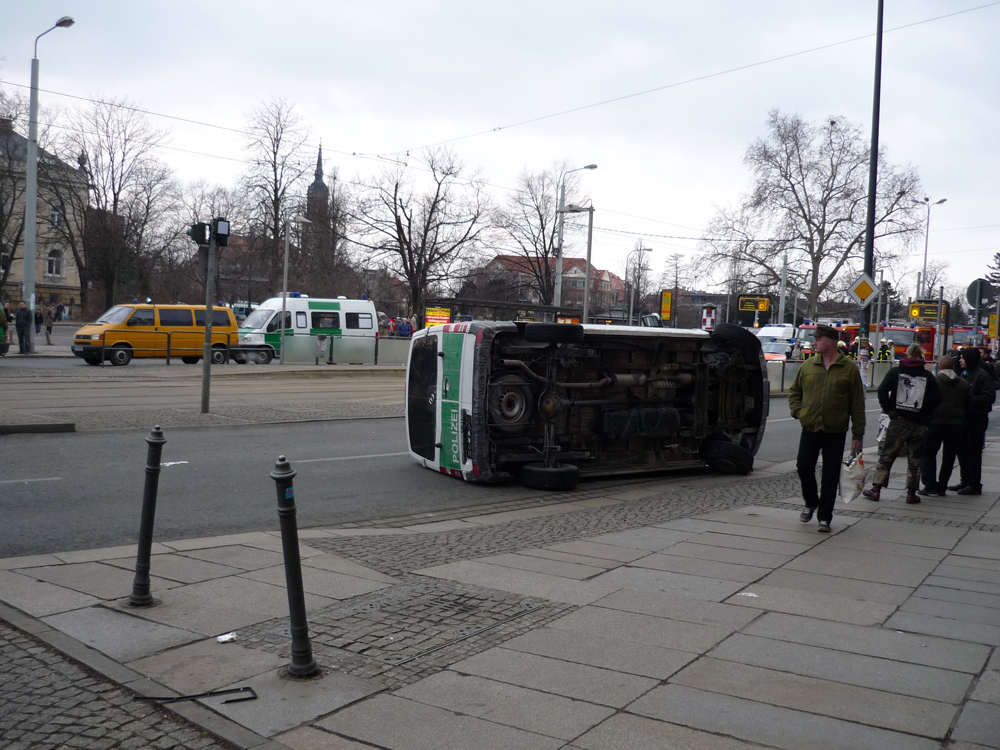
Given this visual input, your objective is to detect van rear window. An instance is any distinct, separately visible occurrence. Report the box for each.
[160,309,194,326]
[346,312,373,330]
[312,312,339,329]
[194,310,233,327]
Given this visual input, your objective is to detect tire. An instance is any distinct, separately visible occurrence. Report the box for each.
[211,347,228,365]
[108,345,132,366]
[701,439,754,475]
[488,374,533,434]
[233,354,248,365]
[254,348,274,365]
[710,322,762,355]
[181,356,200,365]
[523,322,585,344]
[84,357,101,366]
[520,462,580,491]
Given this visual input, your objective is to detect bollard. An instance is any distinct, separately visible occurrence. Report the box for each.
[129,425,166,606]
[271,455,319,677]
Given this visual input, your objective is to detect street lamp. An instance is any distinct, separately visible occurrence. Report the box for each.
[557,203,595,324]
[626,246,649,326]
[23,16,74,354]
[915,196,946,298]
[554,164,596,310]
[279,215,312,365]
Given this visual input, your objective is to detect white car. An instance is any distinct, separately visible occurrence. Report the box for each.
[405,321,769,490]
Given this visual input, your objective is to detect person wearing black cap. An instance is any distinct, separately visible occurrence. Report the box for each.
[788,324,866,532]
[948,346,996,495]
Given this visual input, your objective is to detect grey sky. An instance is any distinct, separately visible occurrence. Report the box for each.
[3,1,998,302]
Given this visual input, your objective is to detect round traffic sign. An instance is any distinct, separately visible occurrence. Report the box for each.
[966,279,995,306]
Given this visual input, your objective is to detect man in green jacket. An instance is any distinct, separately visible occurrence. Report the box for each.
[788,325,867,532]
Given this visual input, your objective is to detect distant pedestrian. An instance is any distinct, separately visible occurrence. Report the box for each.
[862,344,942,504]
[788,324,866,533]
[918,355,972,496]
[388,318,396,338]
[56,302,64,321]
[397,318,413,338]
[44,307,55,346]
[15,301,32,354]
[949,347,996,496]
[0,302,7,353]
[34,307,43,335]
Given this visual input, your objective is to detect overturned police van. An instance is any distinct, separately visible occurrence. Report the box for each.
[405,321,768,491]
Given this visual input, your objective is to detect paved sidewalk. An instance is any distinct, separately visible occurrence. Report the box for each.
[2,437,999,749]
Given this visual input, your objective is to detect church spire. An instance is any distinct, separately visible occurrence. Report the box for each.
[314,142,324,182]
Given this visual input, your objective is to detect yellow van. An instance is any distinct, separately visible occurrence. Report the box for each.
[71,304,238,366]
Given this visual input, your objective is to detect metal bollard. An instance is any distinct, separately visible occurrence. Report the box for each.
[270,455,319,677]
[129,425,166,606]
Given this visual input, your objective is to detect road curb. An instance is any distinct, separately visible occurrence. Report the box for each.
[0,422,75,435]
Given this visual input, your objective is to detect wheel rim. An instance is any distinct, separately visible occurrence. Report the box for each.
[256,350,269,364]
[496,385,529,424]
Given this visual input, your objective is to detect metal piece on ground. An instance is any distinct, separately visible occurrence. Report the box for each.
[135,686,257,704]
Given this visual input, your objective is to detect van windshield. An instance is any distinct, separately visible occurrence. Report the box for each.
[242,309,274,329]
[96,306,133,325]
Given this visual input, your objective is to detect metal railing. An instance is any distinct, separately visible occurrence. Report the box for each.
[766,359,896,393]
[80,329,240,365]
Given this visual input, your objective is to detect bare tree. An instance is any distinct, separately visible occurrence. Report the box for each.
[694,110,923,319]
[353,148,491,317]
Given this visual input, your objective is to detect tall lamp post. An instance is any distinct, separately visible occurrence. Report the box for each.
[279,215,311,365]
[23,16,75,354]
[626,246,649,326]
[557,203,595,324]
[553,164,596,311]
[915,196,946,298]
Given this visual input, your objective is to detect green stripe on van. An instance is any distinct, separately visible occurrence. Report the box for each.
[439,332,466,471]
[307,301,341,310]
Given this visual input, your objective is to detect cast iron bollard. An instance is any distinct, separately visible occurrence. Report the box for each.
[129,425,166,606]
[271,455,319,677]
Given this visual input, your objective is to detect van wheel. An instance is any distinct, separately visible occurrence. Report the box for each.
[520,463,580,491]
[701,439,754,475]
[233,354,247,364]
[523,323,585,345]
[109,345,132,366]
[488,374,533,434]
[84,357,101,366]
[181,356,200,365]
[211,347,228,365]
[710,323,762,356]
[255,349,273,365]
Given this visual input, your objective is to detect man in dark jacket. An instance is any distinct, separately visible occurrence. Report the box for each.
[949,346,997,495]
[863,344,942,504]
[14,301,32,354]
[918,355,972,496]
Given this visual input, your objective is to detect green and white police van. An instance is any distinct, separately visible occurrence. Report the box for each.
[406,320,769,491]
[233,294,378,364]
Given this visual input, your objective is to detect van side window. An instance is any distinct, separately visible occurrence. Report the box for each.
[346,312,373,330]
[296,311,308,328]
[127,309,155,327]
[160,309,194,326]
[311,312,339,329]
[265,311,291,333]
[407,335,439,461]
[194,310,233,327]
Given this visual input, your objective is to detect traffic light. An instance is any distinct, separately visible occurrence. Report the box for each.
[186,222,211,245]
[214,218,230,247]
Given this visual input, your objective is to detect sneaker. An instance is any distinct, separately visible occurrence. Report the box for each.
[947,483,967,491]
[957,486,982,496]
[817,521,831,533]
[862,487,881,501]
[799,508,815,523]
[905,491,921,504]
[916,486,938,496]
[937,486,947,496]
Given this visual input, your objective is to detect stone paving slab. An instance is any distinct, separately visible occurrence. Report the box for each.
[628,551,772,583]
[709,633,974,702]
[316,693,565,750]
[588,565,748,601]
[592,587,761,629]
[953,531,1000,560]
[0,569,101,617]
[925,574,1000,596]
[395,671,615,740]
[780,548,939,587]
[973,670,1000,704]
[198,669,382,738]
[725,583,897,625]
[126,636,288,695]
[544,539,652,563]
[512,546,627,569]
[0,552,62,570]
[951,701,1000,748]
[274,725,374,749]
[757,567,914,605]
[816,535,952,561]
[240,564,392,599]
[53,541,177,564]
[301,552,400,583]
[670,528,814,556]
[17,560,181,600]
[682,518,838,544]
[742,612,991,672]
[474,551,608,579]
[884,610,1000,646]
[571,712,772,750]
[671,656,958,738]
[837,517,967,548]
[499,625,697,679]
[581,527,695,551]
[42,606,201,662]
[180,544,289,570]
[902,595,1000,626]
[937,561,1000,581]
[653,539,798,568]
[629,683,940,750]
[449,646,658,708]
[547,605,735,654]
[102,552,246,583]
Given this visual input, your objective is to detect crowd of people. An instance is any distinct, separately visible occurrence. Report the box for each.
[1,300,68,354]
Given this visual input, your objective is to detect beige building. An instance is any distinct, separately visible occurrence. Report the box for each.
[1,117,87,318]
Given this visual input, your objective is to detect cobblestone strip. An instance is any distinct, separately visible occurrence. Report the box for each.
[0,621,237,750]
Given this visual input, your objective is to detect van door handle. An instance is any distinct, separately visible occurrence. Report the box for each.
[442,377,450,398]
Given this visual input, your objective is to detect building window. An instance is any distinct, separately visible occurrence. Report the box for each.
[50,205,65,228]
[47,249,63,277]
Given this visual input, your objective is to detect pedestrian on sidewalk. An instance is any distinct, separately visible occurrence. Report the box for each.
[34,307,43,335]
[788,324,866,533]
[949,346,996,496]
[863,344,942,504]
[44,307,55,346]
[918,355,971,496]
[15,301,32,354]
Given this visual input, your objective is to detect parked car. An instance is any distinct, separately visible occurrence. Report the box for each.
[405,321,768,491]
[760,341,792,362]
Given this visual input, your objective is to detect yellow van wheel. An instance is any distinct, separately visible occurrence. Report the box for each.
[109,345,132,366]
[211,347,228,365]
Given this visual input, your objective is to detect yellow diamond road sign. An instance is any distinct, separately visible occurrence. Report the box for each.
[848,273,878,308]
